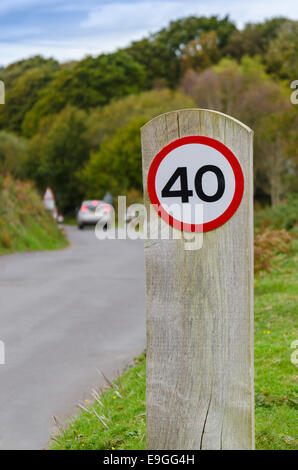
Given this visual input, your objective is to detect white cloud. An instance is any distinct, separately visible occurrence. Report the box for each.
[0,0,297,66]
[80,1,198,31]
[0,31,150,65]
[81,0,298,31]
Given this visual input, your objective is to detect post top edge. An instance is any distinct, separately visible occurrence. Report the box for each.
[141,108,253,135]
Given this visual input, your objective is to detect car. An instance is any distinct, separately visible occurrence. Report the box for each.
[77,200,112,230]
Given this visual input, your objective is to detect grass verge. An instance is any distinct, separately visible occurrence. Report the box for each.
[0,175,67,254]
[51,355,146,450]
[50,241,298,451]
[254,238,297,449]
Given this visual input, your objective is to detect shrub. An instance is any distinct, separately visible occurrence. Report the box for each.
[255,195,298,232]
[254,229,292,273]
[0,174,67,253]
[0,229,12,248]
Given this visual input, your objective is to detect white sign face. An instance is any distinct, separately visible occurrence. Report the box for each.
[147,136,244,232]
[43,187,54,201]
[43,187,56,211]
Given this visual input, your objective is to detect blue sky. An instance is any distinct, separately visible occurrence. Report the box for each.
[0,0,297,66]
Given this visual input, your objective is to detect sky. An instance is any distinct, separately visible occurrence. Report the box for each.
[0,0,297,66]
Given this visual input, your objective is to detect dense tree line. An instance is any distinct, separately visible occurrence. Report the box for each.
[0,15,297,212]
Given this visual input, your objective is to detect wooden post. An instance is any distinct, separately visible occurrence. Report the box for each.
[141,109,254,450]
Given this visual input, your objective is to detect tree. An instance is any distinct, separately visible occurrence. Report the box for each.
[181,31,221,72]
[258,114,289,205]
[266,21,298,80]
[0,56,58,88]
[22,52,146,137]
[126,15,236,87]
[0,67,57,134]
[225,17,288,60]
[81,118,146,199]
[0,58,59,134]
[181,57,292,204]
[26,107,90,213]
[85,88,194,151]
[0,131,27,177]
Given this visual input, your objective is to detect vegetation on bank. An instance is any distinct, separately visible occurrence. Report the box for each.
[254,196,297,273]
[50,200,298,451]
[0,175,67,254]
[255,195,298,232]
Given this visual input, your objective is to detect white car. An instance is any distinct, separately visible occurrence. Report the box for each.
[77,200,112,230]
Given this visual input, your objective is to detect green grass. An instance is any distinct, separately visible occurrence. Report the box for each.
[50,242,298,451]
[51,355,146,450]
[0,176,67,254]
[254,239,298,450]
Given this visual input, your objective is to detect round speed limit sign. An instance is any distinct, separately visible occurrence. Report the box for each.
[147,136,244,232]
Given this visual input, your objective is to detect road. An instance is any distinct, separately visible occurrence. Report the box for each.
[0,226,145,450]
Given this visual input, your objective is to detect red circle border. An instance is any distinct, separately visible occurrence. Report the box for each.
[147,135,244,233]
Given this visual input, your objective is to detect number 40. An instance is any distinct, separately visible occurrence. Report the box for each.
[161,166,225,203]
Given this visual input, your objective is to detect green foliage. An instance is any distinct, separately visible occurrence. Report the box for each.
[254,229,292,274]
[0,58,59,133]
[257,108,298,205]
[25,106,91,213]
[85,88,194,150]
[0,130,27,177]
[0,55,58,88]
[82,118,145,199]
[225,17,288,60]
[126,15,236,87]
[0,175,67,254]
[180,31,221,73]
[255,195,298,232]
[266,21,298,80]
[81,88,194,200]
[22,52,146,137]
[181,56,292,205]
[0,16,293,140]
[24,88,193,213]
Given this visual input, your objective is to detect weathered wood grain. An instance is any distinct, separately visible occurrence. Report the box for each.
[141,109,254,450]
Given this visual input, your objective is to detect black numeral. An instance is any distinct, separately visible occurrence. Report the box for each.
[195,165,225,202]
[161,167,193,203]
[161,165,225,203]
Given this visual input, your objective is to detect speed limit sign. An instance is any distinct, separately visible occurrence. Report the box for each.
[147,135,244,232]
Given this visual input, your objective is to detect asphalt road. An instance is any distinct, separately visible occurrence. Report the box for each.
[0,226,146,450]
